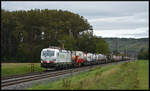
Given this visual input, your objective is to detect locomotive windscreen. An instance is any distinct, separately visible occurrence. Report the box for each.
[42,50,54,57]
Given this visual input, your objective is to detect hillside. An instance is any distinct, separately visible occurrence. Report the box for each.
[103,38,149,57]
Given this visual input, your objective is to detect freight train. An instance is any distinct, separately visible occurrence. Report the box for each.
[41,46,130,70]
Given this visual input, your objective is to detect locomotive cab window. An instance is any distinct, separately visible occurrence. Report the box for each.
[42,50,54,57]
[57,52,59,56]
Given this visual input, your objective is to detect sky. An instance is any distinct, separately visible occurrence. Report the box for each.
[2,1,149,38]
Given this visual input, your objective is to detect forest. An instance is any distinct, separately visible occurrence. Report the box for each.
[1,9,110,62]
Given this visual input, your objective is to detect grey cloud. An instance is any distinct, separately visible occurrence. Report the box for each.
[2,2,148,20]
[122,32,148,38]
[88,11,148,30]
[2,1,148,38]
[91,21,148,30]
[2,2,148,15]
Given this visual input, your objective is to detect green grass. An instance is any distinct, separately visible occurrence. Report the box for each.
[28,60,149,90]
[1,63,44,77]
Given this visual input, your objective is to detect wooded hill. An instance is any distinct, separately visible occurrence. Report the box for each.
[1,9,110,62]
[104,38,149,58]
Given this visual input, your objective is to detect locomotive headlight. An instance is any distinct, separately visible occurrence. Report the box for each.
[41,59,44,63]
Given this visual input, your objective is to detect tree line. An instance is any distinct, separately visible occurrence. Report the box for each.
[137,48,149,60]
[1,9,110,62]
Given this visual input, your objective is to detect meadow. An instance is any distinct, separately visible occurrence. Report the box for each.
[28,60,149,90]
[1,63,44,77]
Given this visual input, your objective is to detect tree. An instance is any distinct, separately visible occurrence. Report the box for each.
[1,9,93,62]
[138,48,149,60]
[60,34,76,51]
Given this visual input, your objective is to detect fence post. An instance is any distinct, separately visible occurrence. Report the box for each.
[31,63,34,72]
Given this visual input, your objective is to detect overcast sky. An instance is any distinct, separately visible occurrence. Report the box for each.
[2,1,149,38]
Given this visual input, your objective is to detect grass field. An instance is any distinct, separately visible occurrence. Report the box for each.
[1,63,44,77]
[28,60,149,90]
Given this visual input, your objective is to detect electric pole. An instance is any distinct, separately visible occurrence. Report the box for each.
[114,38,118,55]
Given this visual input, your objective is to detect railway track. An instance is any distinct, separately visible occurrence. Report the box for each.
[1,65,93,87]
[1,60,132,88]
[1,69,58,80]
[1,69,73,87]
[1,71,47,80]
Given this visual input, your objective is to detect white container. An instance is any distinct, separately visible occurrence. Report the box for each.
[87,53,93,62]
